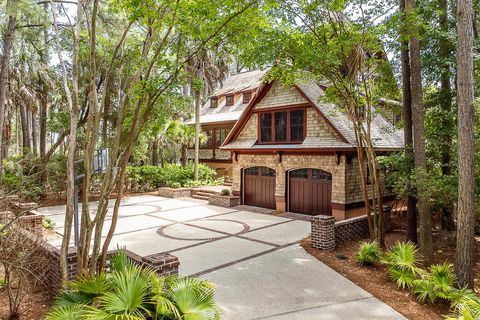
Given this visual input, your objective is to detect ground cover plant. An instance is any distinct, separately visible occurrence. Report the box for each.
[46,251,222,320]
[353,240,480,318]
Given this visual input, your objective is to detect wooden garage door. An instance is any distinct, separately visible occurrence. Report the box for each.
[243,166,276,209]
[288,168,332,215]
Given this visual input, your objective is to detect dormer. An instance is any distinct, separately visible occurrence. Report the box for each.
[225,94,235,106]
[210,97,218,108]
[243,91,252,104]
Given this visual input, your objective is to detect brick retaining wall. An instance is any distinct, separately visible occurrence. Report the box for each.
[311,206,392,251]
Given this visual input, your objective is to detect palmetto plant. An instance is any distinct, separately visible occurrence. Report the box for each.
[446,295,480,320]
[354,241,381,266]
[46,251,222,320]
[383,241,421,289]
[413,263,456,303]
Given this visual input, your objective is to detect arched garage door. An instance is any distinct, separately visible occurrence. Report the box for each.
[288,168,332,215]
[243,166,276,209]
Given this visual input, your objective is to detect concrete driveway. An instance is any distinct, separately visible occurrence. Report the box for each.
[38,194,405,320]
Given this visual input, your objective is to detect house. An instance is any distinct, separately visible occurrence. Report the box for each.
[219,78,404,221]
[186,70,267,176]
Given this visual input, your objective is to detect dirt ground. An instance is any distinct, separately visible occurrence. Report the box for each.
[0,289,52,320]
[301,212,480,320]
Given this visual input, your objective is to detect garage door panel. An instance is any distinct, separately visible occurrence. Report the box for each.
[243,167,276,209]
[289,168,332,215]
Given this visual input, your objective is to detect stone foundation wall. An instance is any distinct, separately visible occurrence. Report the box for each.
[311,206,392,250]
[208,195,240,208]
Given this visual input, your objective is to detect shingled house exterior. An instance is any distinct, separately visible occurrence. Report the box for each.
[220,79,404,221]
[186,70,266,176]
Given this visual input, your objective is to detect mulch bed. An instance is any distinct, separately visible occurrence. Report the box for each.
[301,212,480,320]
[0,288,52,320]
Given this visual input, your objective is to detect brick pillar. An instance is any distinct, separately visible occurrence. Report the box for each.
[143,252,179,276]
[311,215,336,251]
[383,205,392,232]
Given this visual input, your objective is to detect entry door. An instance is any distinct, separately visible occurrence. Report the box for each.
[288,168,332,215]
[243,166,276,209]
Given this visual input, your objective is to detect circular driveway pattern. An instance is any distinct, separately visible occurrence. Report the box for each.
[158,219,249,241]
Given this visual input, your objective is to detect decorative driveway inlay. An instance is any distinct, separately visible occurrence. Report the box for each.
[158,218,250,241]
[39,194,406,320]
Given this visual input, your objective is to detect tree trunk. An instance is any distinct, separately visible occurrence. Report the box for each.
[19,104,31,156]
[0,0,16,166]
[400,0,418,244]
[31,109,38,156]
[455,0,475,289]
[439,0,455,231]
[194,90,200,179]
[151,139,159,165]
[406,0,433,265]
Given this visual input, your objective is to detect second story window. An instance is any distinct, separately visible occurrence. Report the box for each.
[243,92,252,104]
[215,128,230,147]
[211,97,218,108]
[258,108,305,144]
[226,94,234,106]
[200,129,213,148]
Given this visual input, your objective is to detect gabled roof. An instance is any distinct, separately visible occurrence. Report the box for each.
[185,70,267,125]
[222,79,404,151]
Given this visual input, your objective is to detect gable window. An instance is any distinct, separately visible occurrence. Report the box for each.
[243,92,252,104]
[226,94,234,106]
[258,108,305,143]
[211,97,218,108]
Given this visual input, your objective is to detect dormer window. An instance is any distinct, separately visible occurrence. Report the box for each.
[243,92,252,104]
[211,97,218,108]
[226,94,234,106]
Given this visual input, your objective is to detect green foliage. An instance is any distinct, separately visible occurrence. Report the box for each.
[0,278,6,289]
[221,189,231,196]
[46,250,221,320]
[42,217,56,230]
[447,294,480,320]
[413,263,456,303]
[354,241,381,266]
[383,242,421,289]
[126,163,220,191]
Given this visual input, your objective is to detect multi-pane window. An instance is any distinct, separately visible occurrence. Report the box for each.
[290,109,304,141]
[200,129,213,148]
[274,112,287,142]
[211,97,218,108]
[260,113,272,142]
[258,108,305,143]
[243,92,252,104]
[215,128,230,147]
[226,95,234,106]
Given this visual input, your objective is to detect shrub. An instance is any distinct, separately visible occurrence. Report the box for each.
[383,241,421,289]
[354,241,381,266]
[42,217,56,230]
[221,189,231,196]
[413,263,456,303]
[169,182,181,189]
[46,251,222,320]
[0,278,6,289]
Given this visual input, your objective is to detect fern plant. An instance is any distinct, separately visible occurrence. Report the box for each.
[354,241,381,266]
[46,250,222,320]
[383,241,421,289]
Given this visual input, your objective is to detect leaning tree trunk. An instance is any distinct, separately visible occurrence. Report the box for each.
[400,0,417,244]
[406,0,433,265]
[0,0,16,167]
[455,0,475,289]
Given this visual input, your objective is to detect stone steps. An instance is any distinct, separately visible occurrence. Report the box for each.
[190,189,219,201]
